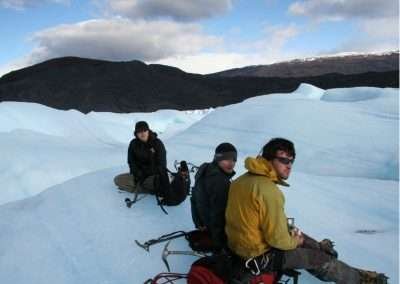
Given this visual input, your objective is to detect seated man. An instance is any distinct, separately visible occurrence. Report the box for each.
[114,121,169,195]
[191,142,237,252]
[225,138,388,284]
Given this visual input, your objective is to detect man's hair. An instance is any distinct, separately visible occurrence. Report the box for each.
[262,138,296,161]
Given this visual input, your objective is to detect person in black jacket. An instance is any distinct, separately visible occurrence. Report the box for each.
[191,142,237,251]
[114,121,169,194]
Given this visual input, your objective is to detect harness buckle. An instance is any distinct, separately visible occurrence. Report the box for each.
[245,254,270,275]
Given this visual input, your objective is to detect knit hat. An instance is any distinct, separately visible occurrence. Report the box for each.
[214,142,237,162]
[134,121,149,134]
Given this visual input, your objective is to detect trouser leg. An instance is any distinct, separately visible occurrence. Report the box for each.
[282,247,360,284]
[114,173,157,194]
[140,175,157,194]
[114,173,135,193]
[301,233,322,250]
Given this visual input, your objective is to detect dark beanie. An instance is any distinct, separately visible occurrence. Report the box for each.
[134,121,149,134]
[214,142,237,162]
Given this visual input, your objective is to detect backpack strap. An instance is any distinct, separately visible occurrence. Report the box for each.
[152,173,169,215]
[156,194,169,215]
[194,163,209,181]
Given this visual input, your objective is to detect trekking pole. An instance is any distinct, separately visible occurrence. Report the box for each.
[135,230,188,252]
[161,240,206,272]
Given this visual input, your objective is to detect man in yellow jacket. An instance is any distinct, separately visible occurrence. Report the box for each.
[225,138,387,284]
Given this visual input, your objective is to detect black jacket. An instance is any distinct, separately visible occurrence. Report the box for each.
[190,162,235,250]
[127,131,167,183]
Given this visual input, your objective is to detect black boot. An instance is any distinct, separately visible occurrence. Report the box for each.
[319,239,338,258]
[358,269,389,284]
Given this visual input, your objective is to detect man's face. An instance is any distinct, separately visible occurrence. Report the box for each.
[271,150,295,180]
[136,130,149,142]
[218,159,236,174]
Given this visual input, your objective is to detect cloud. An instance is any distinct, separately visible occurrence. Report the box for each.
[332,17,399,54]
[0,18,221,76]
[288,0,399,54]
[152,52,283,74]
[152,52,261,74]
[359,17,399,39]
[228,23,300,57]
[152,49,303,75]
[260,24,300,50]
[288,0,398,21]
[153,24,303,74]
[0,21,302,76]
[0,0,68,10]
[21,18,220,65]
[99,0,232,21]
[0,58,29,77]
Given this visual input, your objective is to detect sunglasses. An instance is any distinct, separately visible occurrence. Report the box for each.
[274,156,295,165]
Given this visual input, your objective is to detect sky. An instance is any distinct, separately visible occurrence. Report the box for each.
[0,0,399,76]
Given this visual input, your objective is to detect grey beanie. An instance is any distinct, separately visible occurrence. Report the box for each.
[214,142,237,162]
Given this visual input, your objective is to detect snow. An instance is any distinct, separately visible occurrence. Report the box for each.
[0,102,211,205]
[166,84,398,180]
[251,50,399,66]
[292,50,399,62]
[0,84,398,283]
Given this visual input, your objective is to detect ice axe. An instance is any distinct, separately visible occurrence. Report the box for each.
[134,230,188,252]
[161,240,206,272]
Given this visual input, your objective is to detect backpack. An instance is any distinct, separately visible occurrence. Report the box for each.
[185,229,218,253]
[187,254,231,284]
[187,253,282,284]
[190,163,209,227]
[146,265,281,284]
[142,230,295,284]
[158,161,191,206]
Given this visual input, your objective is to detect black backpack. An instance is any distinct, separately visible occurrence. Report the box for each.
[158,161,191,206]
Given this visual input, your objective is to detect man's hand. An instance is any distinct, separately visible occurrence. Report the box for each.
[294,233,304,247]
[290,227,304,247]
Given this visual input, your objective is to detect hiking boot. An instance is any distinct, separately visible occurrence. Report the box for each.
[319,239,338,258]
[358,269,389,284]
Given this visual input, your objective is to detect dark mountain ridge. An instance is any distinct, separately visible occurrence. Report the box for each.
[0,54,398,113]
[212,51,399,78]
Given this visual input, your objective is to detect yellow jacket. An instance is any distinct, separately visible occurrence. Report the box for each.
[225,156,297,258]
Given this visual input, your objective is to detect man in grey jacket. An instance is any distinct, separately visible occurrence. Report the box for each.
[191,142,237,251]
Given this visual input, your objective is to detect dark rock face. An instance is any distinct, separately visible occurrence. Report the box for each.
[0,55,398,113]
[212,52,399,78]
